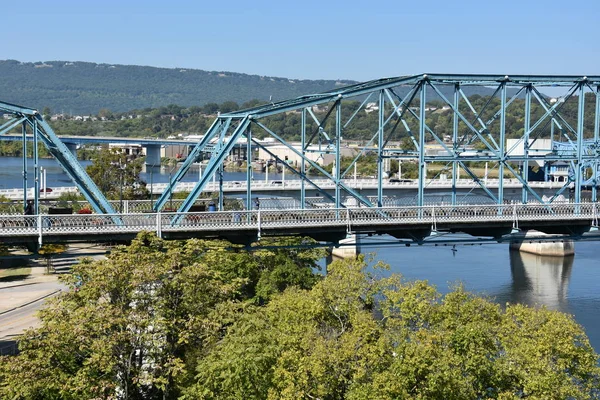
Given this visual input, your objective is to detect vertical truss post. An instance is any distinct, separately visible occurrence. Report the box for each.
[33,118,40,213]
[418,80,426,207]
[335,100,342,208]
[21,121,27,210]
[523,85,532,203]
[246,127,252,211]
[593,86,600,202]
[498,81,507,205]
[301,108,306,209]
[219,163,224,211]
[377,90,384,207]
[452,83,459,205]
[575,81,586,204]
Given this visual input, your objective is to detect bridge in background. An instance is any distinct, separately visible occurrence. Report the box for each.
[0,134,255,167]
[1,74,600,248]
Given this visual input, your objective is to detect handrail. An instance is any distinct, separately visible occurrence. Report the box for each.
[0,203,596,243]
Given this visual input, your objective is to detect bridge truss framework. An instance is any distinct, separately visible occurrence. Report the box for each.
[0,101,116,214]
[2,74,600,217]
[154,74,600,214]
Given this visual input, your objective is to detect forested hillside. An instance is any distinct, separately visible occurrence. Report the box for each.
[0,60,354,114]
[1,60,514,114]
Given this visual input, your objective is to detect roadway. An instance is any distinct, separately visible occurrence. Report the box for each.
[0,280,64,354]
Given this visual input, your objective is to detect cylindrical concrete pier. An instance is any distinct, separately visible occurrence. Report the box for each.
[331,234,361,259]
[509,230,575,256]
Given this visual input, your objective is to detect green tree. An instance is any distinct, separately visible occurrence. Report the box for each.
[187,256,600,400]
[0,233,326,399]
[86,147,149,200]
[219,101,239,113]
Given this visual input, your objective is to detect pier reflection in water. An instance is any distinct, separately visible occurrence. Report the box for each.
[508,250,574,310]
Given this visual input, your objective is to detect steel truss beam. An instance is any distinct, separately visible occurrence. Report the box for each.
[161,74,600,212]
[0,101,116,214]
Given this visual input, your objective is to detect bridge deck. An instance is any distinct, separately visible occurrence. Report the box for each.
[1,203,597,246]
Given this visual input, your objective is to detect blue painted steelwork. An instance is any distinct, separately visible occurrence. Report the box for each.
[154,74,600,213]
[377,90,384,207]
[594,86,600,201]
[498,82,507,205]
[452,84,459,205]
[0,101,116,214]
[575,83,586,204]
[418,80,426,207]
[4,74,600,216]
[523,86,532,204]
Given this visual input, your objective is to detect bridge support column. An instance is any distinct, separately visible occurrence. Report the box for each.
[331,234,361,260]
[509,230,575,256]
[64,142,78,158]
[145,144,161,167]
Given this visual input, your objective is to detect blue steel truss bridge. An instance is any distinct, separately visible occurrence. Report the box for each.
[1,74,600,248]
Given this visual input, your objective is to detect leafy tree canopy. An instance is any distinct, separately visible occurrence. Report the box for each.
[0,233,325,399]
[189,257,600,400]
[86,147,149,200]
[0,235,598,399]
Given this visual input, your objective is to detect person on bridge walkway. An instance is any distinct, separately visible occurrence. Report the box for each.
[24,200,34,216]
[253,198,260,210]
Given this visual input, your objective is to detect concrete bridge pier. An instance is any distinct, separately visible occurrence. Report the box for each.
[145,144,161,167]
[509,230,575,256]
[331,234,361,260]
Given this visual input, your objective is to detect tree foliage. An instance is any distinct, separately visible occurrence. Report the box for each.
[0,237,598,399]
[0,233,325,399]
[188,256,600,400]
[86,147,149,200]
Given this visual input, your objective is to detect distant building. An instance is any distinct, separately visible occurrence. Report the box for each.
[364,102,379,113]
[108,143,144,157]
[257,143,358,167]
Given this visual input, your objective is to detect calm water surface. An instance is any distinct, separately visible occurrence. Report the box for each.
[0,156,293,190]
[2,157,600,352]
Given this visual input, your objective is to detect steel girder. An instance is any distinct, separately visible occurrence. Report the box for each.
[0,101,116,214]
[158,74,600,212]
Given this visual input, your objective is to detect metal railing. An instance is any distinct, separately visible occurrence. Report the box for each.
[1,203,597,243]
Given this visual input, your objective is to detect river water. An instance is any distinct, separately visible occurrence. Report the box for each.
[364,240,600,352]
[1,157,600,352]
[0,156,292,190]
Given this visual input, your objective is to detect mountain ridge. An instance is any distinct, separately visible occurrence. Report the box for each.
[0,59,511,115]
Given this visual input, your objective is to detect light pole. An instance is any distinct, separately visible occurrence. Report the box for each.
[119,167,124,213]
[150,167,154,209]
[169,170,173,210]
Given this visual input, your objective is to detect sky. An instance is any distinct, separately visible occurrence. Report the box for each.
[3,0,599,82]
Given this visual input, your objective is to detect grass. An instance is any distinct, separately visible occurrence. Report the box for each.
[0,267,32,283]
